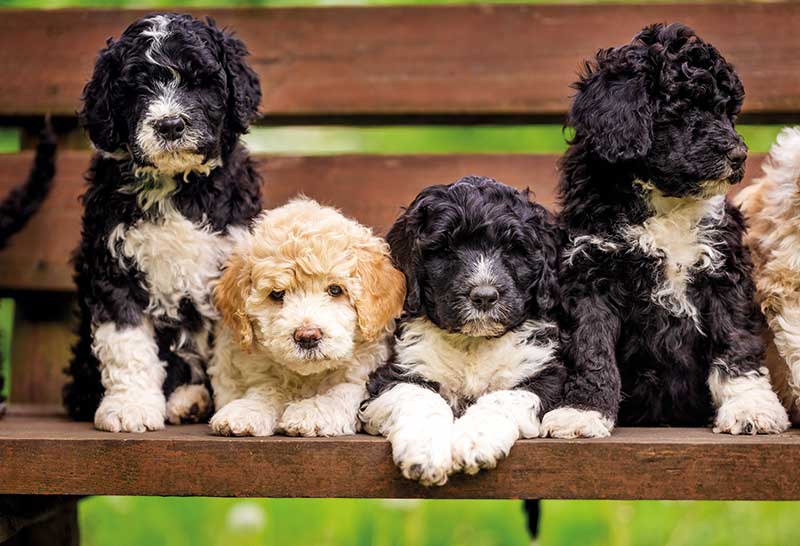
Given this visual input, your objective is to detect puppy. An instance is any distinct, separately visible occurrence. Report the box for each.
[361,176,565,486]
[543,23,789,438]
[63,13,263,432]
[738,127,800,424]
[209,198,405,437]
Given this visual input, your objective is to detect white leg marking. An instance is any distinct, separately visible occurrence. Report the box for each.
[540,407,614,439]
[92,321,166,433]
[166,384,211,424]
[709,366,790,434]
[451,390,541,475]
[279,383,366,437]
[361,383,454,486]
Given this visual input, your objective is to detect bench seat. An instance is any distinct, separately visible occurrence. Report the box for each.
[1,405,798,500]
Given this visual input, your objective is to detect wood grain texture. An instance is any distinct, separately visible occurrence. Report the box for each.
[0,413,799,499]
[1,5,799,120]
[0,151,768,292]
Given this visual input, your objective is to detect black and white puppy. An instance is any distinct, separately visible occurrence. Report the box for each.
[542,23,789,438]
[63,13,263,432]
[361,176,565,486]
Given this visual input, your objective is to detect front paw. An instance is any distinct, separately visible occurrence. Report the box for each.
[714,395,790,435]
[210,399,277,437]
[279,399,359,437]
[166,384,212,424]
[391,427,453,487]
[94,391,166,433]
[540,407,613,439]
[451,418,515,475]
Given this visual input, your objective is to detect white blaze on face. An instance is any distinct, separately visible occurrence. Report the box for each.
[458,253,505,337]
[133,15,216,177]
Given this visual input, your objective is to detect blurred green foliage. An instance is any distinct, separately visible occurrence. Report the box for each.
[81,497,800,546]
[1,0,798,544]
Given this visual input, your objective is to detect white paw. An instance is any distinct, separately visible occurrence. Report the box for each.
[94,391,166,433]
[390,426,454,487]
[279,398,359,437]
[166,384,212,424]
[210,399,277,437]
[714,395,790,435]
[451,417,515,475]
[540,407,613,439]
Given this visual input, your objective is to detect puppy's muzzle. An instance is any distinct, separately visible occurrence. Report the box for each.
[293,326,323,350]
[469,285,499,312]
[726,144,747,171]
[154,116,186,141]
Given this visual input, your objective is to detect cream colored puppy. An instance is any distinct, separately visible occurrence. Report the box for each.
[738,127,800,423]
[209,198,405,436]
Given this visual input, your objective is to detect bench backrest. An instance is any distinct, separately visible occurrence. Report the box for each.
[0,4,796,404]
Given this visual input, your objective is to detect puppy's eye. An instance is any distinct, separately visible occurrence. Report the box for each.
[327,284,344,297]
[269,290,285,302]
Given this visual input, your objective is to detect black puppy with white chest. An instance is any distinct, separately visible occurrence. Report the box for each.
[361,176,565,486]
[63,14,263,432]
[542,23,789,438]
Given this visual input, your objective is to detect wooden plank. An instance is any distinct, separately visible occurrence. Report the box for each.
[0,5,799,121]
[0,151,769,292]
[9,294,75,406]
[0,413,798,499]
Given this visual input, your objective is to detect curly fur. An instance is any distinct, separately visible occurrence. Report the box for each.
[545,23,788,438]
[361,176,566,486]
[208,198,405,437]
[738,127,800,423]
[63,13,263,432]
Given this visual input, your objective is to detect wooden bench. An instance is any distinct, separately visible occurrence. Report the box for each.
[1,3,800,543]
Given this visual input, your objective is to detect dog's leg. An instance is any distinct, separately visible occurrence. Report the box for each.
[769,310,800,423]
[361,383,454,486]
[279,382,366,437]
[541,296,619,438]
[451,390,541,475]
[209,387,284,437]
[706,266,790,434]
[92,320,167,433]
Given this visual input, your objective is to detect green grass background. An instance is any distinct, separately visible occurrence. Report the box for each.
[1,0,798,544]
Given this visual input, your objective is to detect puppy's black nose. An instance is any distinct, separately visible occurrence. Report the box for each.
[293,326,322,350]
[154,117,186,141]
[469,285,499,311]
[727,145,747,168]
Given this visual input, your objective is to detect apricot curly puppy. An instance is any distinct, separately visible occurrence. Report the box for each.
[209,198,405,437]
[738,127,800,424]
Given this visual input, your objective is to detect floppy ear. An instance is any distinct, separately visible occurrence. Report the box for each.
[526,205,562,317]
[214,252,255,351]
[353,239,406,341]
[569,54,653,163]
[80,39,125,154]
[386,205,423,315]
[206,18,262,141]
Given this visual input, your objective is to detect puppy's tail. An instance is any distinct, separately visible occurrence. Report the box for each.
[523,499,541,544]
[0,119,56,249]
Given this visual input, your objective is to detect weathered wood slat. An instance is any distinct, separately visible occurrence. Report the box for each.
[0,412,798,499]
[0,151,768,292]
[1,5,799,121]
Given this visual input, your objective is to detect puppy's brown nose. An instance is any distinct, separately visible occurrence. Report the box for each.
[293,326,322,350]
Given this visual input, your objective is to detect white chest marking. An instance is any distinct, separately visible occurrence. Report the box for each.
[395,318,557,408]
[624,191,726,326]
[109,203,232,320]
